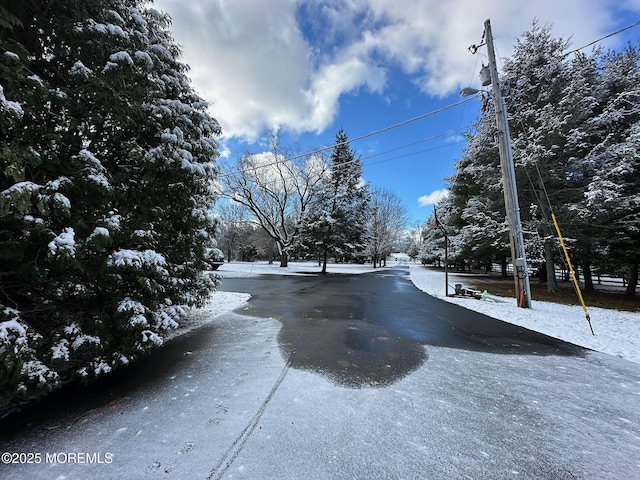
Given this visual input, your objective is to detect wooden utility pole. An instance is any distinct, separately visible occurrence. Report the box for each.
[434,207,449,297]
[483,19,532,308]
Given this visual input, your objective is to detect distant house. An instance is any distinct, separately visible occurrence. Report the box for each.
[390,252,410,263]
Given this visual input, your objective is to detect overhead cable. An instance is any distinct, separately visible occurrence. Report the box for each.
[219,96,477,179]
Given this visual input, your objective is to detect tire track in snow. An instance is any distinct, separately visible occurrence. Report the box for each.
[206,353,293,480]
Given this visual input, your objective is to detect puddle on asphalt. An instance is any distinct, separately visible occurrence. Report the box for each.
[222,269,586,388]
[231,273,429,388]
[277,317,427,388]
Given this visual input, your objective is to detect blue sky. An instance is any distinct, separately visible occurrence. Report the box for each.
[154,0,640,225]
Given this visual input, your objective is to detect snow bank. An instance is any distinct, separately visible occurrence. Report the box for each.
[215,260,381,278]
[409,264,640,365]
[166,291,252,341]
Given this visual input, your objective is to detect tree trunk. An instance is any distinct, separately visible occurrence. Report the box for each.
[501,256,508,278]
[625,262,638,297]
[583,258,594,291]
[544,239,558,292]
[321,248,328,274]
[279,250,288,268]
[227,232,236,262]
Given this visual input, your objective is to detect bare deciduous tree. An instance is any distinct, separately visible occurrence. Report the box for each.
[215,201,251,262]
[221,134,327,267]
[366,189,409,268]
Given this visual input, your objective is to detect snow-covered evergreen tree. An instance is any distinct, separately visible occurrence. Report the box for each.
[445,107,511,275]
[401,223,423,262]
[581,46,640,295]
[418,205,450,267]
[0,0,221,414]
[444,21,639,295]
[499,21,583,290]
[301,129,370,272]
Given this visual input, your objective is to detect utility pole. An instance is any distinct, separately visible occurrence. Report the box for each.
[483,19,532,308]
[434,207,449,297]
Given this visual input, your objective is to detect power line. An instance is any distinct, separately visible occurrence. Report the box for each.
[218,97,478,180]
[357,125,470,162]
[361,134,468,168]
[422,18,640,223]
[310,125,470,178]
[563,19,640,57]
[298,96,476,160]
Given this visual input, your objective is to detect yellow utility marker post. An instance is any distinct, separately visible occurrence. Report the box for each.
[551,213,595,335]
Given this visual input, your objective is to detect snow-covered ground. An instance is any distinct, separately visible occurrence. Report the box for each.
[3,261,639,480]
[408,264,640,365]
[186,260,640,365]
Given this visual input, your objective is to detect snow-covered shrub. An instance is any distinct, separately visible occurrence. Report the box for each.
[0,309,60,416]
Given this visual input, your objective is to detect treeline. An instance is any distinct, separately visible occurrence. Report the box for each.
[420,22,640,296]
[0,1,222,415]
[217,129,410,271]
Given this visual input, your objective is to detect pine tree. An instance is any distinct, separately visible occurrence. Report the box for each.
[499,21,582,291]
[581,46,640,295]
[445,107,511,275]
[302,128,370,272]
[0,0,221,414]
[439,22,640,295]
[418,205,451,268]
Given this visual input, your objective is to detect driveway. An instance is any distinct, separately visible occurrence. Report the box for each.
[220,266,586,388]
[1,267,639,479]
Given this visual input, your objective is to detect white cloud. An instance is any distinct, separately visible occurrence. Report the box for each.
[155,0,639,141]
[445,134,465,145]
[303,57,386,133]
[217,140,231,159]
[156,0,312,140]
[418,189,449,207]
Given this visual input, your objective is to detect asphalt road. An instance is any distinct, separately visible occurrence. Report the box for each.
[220,266,585,387]
[1,266,639,479]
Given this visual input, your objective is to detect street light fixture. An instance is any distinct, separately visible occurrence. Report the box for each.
[459,87,485,97]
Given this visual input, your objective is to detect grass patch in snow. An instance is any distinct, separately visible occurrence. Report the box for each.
[463,276,639,312]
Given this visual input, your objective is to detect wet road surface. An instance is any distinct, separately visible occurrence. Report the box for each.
[221,266,585,387]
